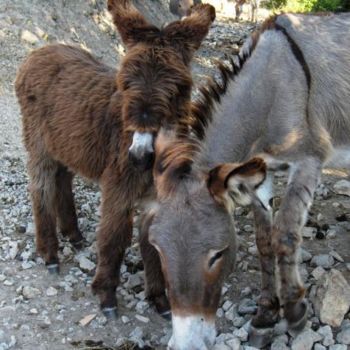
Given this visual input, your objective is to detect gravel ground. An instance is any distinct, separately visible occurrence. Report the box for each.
[0,1,350,349]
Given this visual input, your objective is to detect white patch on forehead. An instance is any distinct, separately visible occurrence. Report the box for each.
[168,315,216,350]
[129,131,154,155]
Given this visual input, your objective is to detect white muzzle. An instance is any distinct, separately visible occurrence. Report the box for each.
[168,315,216,350]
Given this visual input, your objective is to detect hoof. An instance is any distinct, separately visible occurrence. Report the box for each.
[248,325,274,348]
[46,263,60,275]
[285,299,309,331]
[251,311,280,329]
[150,294,171,320]
[251,301,280,329]
[102,306,118,320]
[160,310,172,321]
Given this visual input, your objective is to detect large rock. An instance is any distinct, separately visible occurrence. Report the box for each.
[333,180,350,196]
[336,327,350,345]
[317,325,334,346]
[311,269,350,327]
[310,254,334,269]
[22,285,41,299]
[291,329,322,350]
[77,255,96,272]
[225,337,241,350]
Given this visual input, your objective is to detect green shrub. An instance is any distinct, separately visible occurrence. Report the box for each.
[262,0,349,11]
[312,0,344,11]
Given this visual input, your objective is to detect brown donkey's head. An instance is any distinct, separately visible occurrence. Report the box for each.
[108,0,215,169]
[149,130,267,350]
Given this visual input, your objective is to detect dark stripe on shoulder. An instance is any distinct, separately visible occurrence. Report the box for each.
[274,23,312,91]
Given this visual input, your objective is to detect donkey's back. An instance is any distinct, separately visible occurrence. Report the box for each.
[277,13,350,146]
[15,44,117,179]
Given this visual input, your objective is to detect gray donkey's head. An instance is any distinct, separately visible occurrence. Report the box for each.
[148,130,267,350]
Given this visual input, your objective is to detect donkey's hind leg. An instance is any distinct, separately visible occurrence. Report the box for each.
[139,210,170,320]
[28,155,60,273]
[272,157,321,330]
[55,167,84,248]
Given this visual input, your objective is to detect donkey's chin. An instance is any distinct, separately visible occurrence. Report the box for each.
[167,315,216,350]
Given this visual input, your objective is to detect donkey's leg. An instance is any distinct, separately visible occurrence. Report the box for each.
[55,166,84,247]
[251,197,280,328]
[139,211,170,319]
[272,157,321,330]
[92,209,132,318]
[91,173,135,318]
[248,188,280,348]
[28,156,60,273]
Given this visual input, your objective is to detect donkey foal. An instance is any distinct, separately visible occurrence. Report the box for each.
[15,0,216,318]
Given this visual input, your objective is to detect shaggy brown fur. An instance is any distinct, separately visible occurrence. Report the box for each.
[15,0,215,313]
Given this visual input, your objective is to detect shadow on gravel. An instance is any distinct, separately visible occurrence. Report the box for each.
[71,340,154,350]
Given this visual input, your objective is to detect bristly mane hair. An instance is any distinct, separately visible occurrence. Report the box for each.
[177,17,276,141]
[156,17,280,189]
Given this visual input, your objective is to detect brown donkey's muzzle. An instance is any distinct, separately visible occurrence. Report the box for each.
[128,131,155,170]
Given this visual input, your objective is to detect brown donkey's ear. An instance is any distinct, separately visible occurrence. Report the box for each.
[107,0,159,48]
[163,4,216,64]
[207,158,267,211]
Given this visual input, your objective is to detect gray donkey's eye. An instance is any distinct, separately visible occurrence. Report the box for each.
[208,247,228,269]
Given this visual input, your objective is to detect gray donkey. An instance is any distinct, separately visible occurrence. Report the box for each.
[141,13,350,350]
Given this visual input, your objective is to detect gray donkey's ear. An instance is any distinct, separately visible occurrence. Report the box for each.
[207,158,267,211]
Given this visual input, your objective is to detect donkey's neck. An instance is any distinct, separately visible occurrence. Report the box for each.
[202,39,274,167]
[201,28,306,168]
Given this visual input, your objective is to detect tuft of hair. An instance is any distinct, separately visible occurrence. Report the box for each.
[154,129,201,199]
[163,4,216,64]
[107,0,160,47]
[178,52,249,141]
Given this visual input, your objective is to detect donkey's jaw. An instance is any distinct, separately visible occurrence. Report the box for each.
[128,131,154,170]
[168,314,216,350]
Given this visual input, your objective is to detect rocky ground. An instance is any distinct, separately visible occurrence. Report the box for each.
[0,1,350,350]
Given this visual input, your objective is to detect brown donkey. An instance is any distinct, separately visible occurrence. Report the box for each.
[15,0,216,318]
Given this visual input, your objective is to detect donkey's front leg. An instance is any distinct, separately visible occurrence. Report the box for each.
[272,157,321,330]
[251,196,280,329]
[139,210,170,319]
[92,181,133,319]
[248,194,280,348]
